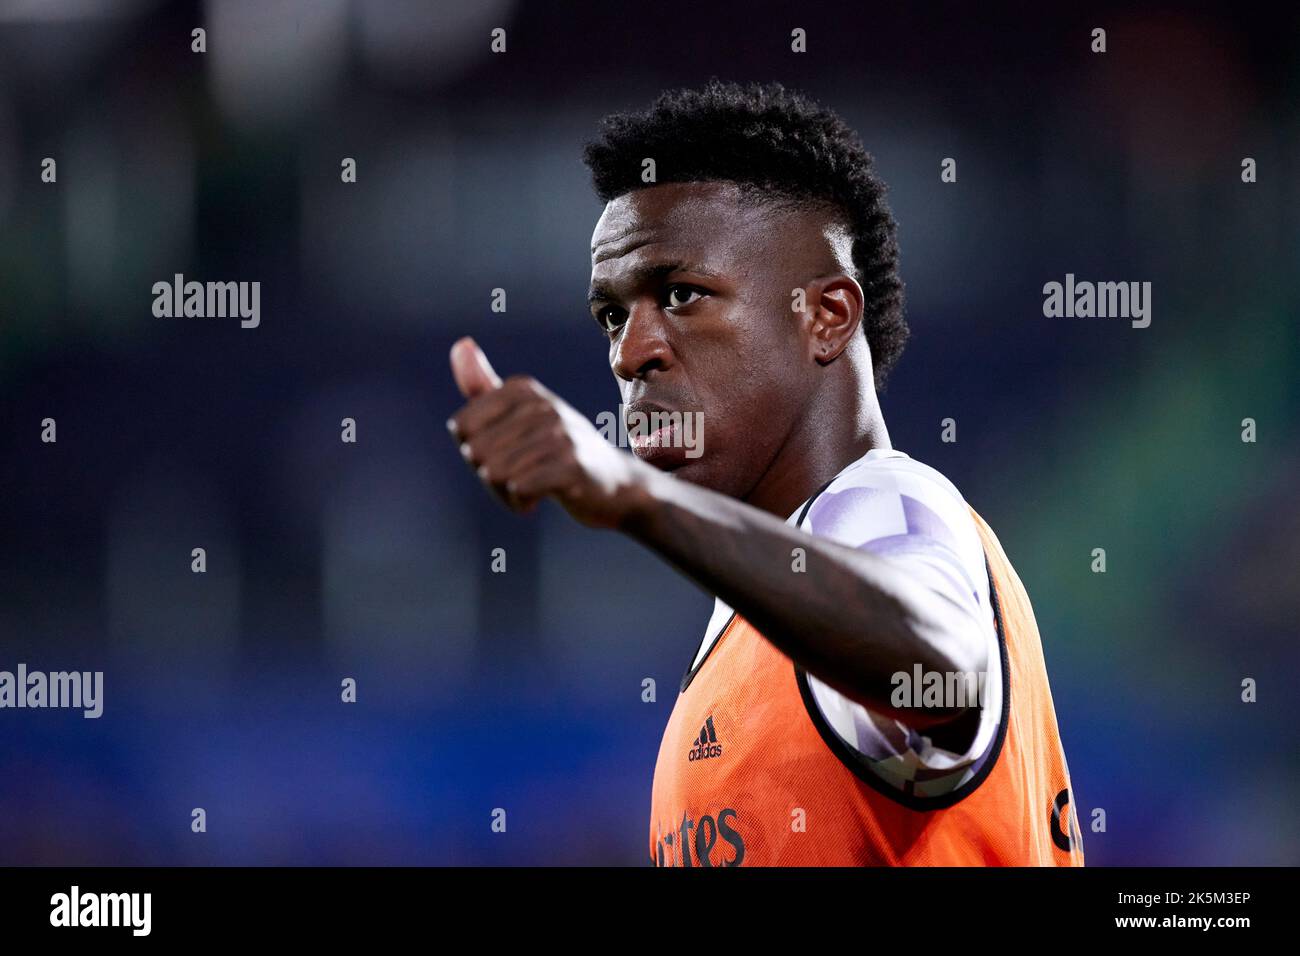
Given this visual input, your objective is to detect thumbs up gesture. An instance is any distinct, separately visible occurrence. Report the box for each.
[450,336,503,399]
[447,337,650,528]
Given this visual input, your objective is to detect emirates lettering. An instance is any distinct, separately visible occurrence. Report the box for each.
[654,808,745,867]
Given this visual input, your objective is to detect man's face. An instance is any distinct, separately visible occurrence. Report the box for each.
[588,181,814,501]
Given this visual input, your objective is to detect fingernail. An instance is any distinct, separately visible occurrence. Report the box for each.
[446,418,456,435]
[460,443,472,460]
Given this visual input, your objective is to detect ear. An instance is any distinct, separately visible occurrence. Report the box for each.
[801,274,864,365]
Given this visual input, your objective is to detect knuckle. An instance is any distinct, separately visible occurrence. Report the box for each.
[449,411,468,439]
[545,428,569,454]
[520,400,550,424]
[510,374,554,402]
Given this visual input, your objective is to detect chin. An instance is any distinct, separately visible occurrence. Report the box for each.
[660,456,734,496]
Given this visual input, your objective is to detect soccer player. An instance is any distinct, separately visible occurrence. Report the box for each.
[447,81,1084,866]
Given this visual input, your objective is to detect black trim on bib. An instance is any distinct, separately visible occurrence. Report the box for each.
[793,551,1012,811]
[679,610,736,694]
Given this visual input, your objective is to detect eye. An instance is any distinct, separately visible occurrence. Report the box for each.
[596,305,626,333]
[666,284,704,309]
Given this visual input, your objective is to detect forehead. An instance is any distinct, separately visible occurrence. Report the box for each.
[590,181,764,272]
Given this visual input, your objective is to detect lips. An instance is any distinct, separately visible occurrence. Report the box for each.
[623,399,671,425]
[623,399,693,469]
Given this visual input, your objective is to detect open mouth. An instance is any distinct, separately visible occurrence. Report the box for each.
[628,422,678,450]
[623,401,699,469]
[629,422,688,468]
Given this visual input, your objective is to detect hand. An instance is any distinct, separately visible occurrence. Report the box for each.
[447,337,653,529]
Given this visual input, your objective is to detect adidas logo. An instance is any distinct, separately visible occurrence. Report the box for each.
[687,715,723,761]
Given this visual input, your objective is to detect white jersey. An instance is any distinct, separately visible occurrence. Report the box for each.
[688,447,1002,795]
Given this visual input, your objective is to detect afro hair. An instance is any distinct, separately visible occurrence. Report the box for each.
[583,79,908,390]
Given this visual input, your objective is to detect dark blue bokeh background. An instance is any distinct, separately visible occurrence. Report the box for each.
[1,0,1297,864]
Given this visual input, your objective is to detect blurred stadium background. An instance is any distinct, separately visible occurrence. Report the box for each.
[0,0,1297,865]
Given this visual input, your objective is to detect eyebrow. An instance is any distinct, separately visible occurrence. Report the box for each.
[587,259,721,305]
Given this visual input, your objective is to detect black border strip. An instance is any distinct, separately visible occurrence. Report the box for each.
[793,551,1013,812]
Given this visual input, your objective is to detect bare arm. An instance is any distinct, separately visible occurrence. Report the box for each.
[619,466,986,729]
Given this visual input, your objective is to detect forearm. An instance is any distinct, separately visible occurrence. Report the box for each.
[620,468,985,727]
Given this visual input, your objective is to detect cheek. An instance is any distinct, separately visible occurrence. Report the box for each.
[689,299,797,441]
[701,377,791,469]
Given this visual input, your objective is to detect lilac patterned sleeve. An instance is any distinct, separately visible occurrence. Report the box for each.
[794,449,1003,799]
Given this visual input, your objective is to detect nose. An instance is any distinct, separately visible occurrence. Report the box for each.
[611,300,674,382]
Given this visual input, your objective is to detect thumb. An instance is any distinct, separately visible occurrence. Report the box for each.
[450,336,503,399]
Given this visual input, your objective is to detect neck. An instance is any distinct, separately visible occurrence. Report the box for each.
[745,360,891,519]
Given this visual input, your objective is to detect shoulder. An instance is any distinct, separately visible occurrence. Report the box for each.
[822,449,969,513]
[802,449,984,563]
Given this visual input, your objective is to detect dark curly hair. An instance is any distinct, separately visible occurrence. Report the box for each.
[582,79,908,390]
